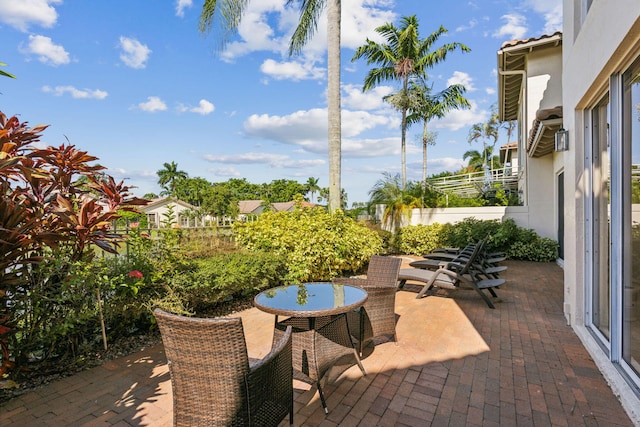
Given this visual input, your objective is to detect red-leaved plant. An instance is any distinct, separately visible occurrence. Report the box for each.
[0,111,148,376]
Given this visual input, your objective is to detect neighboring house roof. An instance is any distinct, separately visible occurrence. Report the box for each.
[141,197,198,213]
[500,142,518,150]
[497,31,562,121]
[238,200,317,214]
[271,201,316,212]
[238,200,263,214]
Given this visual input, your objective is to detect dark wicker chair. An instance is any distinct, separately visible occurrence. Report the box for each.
[154,308,293,427]
[332,255,403,355]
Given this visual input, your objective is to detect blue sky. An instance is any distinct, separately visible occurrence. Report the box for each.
[0,0,561,205]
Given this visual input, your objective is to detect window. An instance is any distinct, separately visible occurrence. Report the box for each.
[588,55,640,386]
[146,213,157,228]
[590,96,611,340]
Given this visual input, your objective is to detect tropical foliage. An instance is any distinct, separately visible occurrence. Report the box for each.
[305,177,321,203]
[0,111,148,376]
[157,161,188,196]
[0,61,15,79]
[233,203,383,283]
[368,172,420,231]
[398,218,558,262]
[353,15,470,188]
[405,76,470,186]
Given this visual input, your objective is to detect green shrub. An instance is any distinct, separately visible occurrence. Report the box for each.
[489,218,520,253]
[439,217,501,250]
[507,236,558,262]
[397,223,446,255]
[164,251,288,311]
[397,217,559,262]
[233,207,383,282]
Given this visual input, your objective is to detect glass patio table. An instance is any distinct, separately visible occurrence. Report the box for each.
[254,283,368,413]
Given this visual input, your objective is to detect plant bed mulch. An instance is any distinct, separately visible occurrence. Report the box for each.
[0,294,257,405]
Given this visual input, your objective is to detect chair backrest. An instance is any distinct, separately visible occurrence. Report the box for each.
[154,308,251,426]
[452,239,485,276]
[366,255,402,287]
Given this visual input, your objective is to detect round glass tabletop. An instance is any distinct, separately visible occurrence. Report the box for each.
[254,282,368,317]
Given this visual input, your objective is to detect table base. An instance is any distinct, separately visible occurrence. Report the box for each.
[273,314,366,413]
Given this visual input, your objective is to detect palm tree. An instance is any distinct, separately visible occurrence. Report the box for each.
[462,148,488,172]
[368,172,420,232]
[352,15,470,189]
[157,161,188,196]
[305,177,321,203]
[199,0,344,212]
[406,77,470,187]
[1,61,15,79]
[467,107,500,170]
[501,119,517,144]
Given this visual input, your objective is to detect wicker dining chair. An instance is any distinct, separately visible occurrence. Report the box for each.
[331,255,403,355]
[154,308,293,427]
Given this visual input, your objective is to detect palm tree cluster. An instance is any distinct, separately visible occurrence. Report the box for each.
[352,15,471,190]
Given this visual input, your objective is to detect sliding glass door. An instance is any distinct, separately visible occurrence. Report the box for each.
[622,58,640,376]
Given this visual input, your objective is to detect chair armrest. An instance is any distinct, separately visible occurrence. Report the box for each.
[423,253,457,261]
[247,326,293,420]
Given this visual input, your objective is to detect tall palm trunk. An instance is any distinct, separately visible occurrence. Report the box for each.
[422,119,428,185]
[327,0,341,212]
[400,75,409,189]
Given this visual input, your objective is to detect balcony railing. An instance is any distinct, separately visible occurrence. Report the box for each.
[426,165,520,197]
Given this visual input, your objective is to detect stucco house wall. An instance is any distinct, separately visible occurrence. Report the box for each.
[141,198,200,228]
[562,0,640,422]
[524,47,563,241]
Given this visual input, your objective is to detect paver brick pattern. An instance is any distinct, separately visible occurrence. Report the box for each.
[0,259,635,426]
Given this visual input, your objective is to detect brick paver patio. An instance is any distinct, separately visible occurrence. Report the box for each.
[1,259,636,426]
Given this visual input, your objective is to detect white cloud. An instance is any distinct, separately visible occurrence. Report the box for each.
[219,0,287,62]
[175,0,192,17]
[447,71,476,91]
[0,0,61,31]
[485,87,496,95]
[218,0,396,62]
[524,0,562,34]
[342,84,394,110]
[203,152,324,169]
[135,96,167,112]
[339,1,397,49]
[428,157,467,172]
[243,108,327,148]
[342,137,400,158]
[178,99,215,115]
[455,19,477,33]
[243,107,395,153]
[342,109,396,137]
[119,36,151,69]
[42,85,108,99]
[432,100,488,131]
[21,34,70,66]
[209,167,242,177]
[493,13,528,40]
[260,58,325,81]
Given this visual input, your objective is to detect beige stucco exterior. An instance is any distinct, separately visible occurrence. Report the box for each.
[562,0,640,423]
[495,33,564,242]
